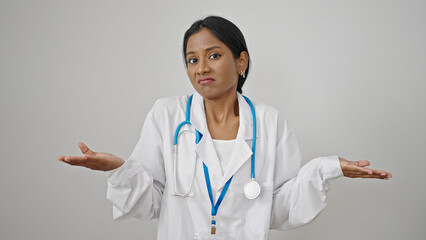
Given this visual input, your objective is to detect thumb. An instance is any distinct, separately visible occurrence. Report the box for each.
[357,160,370,167]
[78,142,96,156]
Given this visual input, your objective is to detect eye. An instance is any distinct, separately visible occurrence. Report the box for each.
[187,57,198,64]
[209,53,221,59]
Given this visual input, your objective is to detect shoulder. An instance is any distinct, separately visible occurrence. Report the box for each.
[252,99,287,123]
[147,95,189,120]
[253,100,279,117]
[151,95,189,110]
[250,98,289,135]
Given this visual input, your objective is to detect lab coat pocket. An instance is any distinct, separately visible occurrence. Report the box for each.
[247,181,274,236]
[220,181,273,238]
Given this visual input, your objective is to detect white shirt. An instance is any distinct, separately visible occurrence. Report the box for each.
[212,139,236,174]
[105,91,343,240]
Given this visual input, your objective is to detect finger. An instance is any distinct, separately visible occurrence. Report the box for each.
[368,169,384,175]
[345,166,393,178]
[59,155,103,170]
[78,142,95,156]
[345,173,387,179]
[372,169,393,178]
[347,160,370,168]
[357,175,387,179]
[381,172,392,178]
[63,155,89,165]
[360,174,389,180]
[357,160,370,167]
[346,170,391,179]
[371,169,393,178]
[344,165,374,175]
[57,155,65,161]
[349,170,387,178]
[344,171,374,178]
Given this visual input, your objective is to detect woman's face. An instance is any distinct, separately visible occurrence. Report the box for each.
[185,28,246,100]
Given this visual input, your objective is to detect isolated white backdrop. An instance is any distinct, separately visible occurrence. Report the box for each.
[1,0,425,239]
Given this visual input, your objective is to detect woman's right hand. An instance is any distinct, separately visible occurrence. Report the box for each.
[57,142,124,171]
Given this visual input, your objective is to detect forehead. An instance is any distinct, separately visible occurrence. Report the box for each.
[186,28,227,53]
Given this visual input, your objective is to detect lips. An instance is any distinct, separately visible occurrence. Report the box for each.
[198,77,215,85]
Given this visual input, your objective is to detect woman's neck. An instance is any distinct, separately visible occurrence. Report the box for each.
[204,91,239,124]
[203,91,240,140]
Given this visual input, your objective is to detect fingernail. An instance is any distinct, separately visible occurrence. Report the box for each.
[381,173,386,176]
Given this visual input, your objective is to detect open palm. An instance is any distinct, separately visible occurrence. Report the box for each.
[57,142,124,171]
[339,157,392,180]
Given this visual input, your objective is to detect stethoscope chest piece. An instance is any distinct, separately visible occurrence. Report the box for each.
[243,180,261,199]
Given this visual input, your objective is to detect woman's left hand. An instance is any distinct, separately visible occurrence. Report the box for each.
[339,157,392,180]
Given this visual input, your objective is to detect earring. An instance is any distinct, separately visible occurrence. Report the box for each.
[240,70,246,78]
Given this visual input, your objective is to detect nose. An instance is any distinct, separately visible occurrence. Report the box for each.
[196,58,211,76]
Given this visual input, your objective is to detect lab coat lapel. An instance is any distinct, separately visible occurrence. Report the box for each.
[192,92,223,180]
[219,137,252,189]
[191,92,260,188]
[218,92,259,190]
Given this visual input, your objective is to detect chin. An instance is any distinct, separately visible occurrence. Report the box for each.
[201,90,237,102]
[195,88,217,100]
[193,82,238,100]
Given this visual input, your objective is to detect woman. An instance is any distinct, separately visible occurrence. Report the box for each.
[58,16,392,240]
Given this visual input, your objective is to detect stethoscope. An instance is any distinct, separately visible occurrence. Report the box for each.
[172,94,261,200]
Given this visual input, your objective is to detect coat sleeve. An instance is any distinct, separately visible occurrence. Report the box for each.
[269,117,343,230]
[104,100,165,221]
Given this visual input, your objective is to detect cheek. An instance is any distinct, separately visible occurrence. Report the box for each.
[186,67,194,79]
[220,58,238,76]
[187,68,197,86]
[221,62,238,82]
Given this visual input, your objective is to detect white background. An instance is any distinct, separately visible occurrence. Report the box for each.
[1,0,425,239]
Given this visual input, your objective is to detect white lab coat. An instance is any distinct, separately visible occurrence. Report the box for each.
[105,91,343,240]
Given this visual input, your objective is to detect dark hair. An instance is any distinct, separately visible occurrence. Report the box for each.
[183,16,251,94]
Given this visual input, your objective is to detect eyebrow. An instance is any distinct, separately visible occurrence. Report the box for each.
[186,46,222,56]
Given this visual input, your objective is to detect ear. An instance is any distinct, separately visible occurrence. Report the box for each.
[237,51,249,73]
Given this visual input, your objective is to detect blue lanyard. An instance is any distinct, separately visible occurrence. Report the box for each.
[202,163,233,218]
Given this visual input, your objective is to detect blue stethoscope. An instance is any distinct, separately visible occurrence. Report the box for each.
[172,94,260,234]
[172,94,261,200]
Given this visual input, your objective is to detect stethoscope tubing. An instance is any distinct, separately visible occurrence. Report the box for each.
[242,95,256,180]
[172,94,257,197]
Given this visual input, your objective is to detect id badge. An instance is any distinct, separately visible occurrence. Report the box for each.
[194,232,234,240]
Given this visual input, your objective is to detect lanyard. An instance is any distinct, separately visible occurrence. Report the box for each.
[202,163,233,217]
[202,162,233,234]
